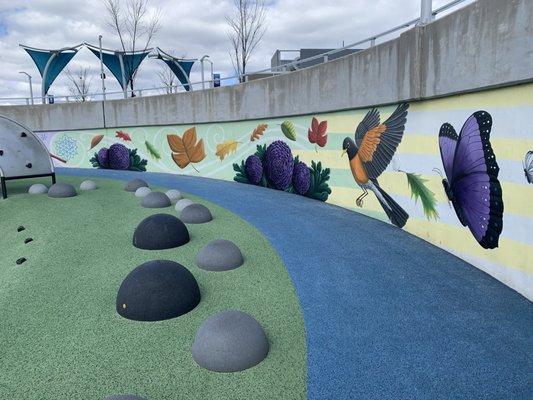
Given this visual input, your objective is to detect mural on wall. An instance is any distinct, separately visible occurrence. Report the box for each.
[167,127,207,172]
[342,103,410,228]
[524,151,533,184]
[437,111,504,249]
[233,141,332,201]
[90,142,148,172]
[34,82,533,299]
[308,117,328,152]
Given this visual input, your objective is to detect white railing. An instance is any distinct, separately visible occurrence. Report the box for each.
[1,0,468,106]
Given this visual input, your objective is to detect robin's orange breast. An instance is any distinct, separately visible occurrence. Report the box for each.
[349,154,368,185]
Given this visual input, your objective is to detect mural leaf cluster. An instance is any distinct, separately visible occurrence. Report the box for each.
[167,127,206,172]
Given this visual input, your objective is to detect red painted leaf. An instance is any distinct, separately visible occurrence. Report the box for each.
[308,117,328,147]
[116,130,132,141]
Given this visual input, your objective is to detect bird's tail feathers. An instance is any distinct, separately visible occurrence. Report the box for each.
[373,182,409,228]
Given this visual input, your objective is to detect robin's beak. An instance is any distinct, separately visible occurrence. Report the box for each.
[341,149,346,157]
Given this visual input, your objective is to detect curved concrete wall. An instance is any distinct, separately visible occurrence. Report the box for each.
[1,0,532,299]
[1,0,532,131]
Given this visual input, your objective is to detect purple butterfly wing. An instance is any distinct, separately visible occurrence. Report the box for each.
[439,122,458,182]
[449,111,503,249]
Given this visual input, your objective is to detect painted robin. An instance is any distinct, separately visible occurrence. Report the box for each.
[342,103,409,228]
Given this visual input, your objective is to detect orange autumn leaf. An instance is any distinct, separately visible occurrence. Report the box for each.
[90,134,104,150]
[167,127,206,172]
[250,124,268,141]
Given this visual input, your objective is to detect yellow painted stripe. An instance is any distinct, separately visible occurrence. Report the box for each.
[328,172,532,218]
[326,187,532,274]
[410,83,533,112]
[396,135,533,160]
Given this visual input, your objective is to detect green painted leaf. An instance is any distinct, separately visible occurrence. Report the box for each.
[145,140,161,160]
[281,120,297,141]
[405,172,439,220]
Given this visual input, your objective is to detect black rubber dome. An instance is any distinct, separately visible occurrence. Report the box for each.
[133,213,190,250]
[116,260,200,322]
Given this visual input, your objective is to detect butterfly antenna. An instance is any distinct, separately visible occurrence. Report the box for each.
[432,167,444,179]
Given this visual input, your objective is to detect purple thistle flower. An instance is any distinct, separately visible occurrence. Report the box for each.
[293,161,311,194]
[264,140,294,190]
[245,155,263,184]
[97,147,109,168]
[108,143,130,170]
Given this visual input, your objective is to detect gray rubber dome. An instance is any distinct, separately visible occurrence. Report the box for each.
[134,187,151,197]
[116,260,200,322]
[175,198,194,212]
[196,240,244,271]
[133,213,190,250]
[28,183,48,194]
[141,191,171,208]
[125,178,148,192]
[80,180,97,190]
[165,189,183,204]
[180,203,213,224]
[47,182,77,198]
[192,310,269,372]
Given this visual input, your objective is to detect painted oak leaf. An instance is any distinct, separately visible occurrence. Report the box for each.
[250,124,268,141]
[89,134,104,150]
[167,127,206,172]
[215,140,240,161]
[308,117,328,148]
[116,130,132,141]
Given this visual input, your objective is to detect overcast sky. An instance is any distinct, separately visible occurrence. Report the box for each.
[0,0,473,103]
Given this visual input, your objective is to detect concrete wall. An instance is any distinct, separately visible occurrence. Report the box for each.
[1,0,531,132]
[35,83,533,300]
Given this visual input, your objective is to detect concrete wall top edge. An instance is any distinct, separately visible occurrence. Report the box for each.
[0,0,531,132]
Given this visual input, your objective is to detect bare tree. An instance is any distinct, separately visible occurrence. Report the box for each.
[103,0,162,95]
[226,0,267,82]
[66,67,93,102]
[156,63,175,94]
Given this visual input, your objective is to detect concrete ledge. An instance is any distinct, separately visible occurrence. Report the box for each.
[0,0,531,132]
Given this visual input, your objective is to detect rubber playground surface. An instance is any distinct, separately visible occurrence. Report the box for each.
[0,175,305,399]
[0,169,531,400]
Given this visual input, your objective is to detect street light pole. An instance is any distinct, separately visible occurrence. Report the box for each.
[200,55,209,90]
[19,71,34,105]
[420,0,433,25]
[98,35,107,128]
[98,35,106,101]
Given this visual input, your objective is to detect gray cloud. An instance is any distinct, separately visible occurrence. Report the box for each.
[0,0,472,102]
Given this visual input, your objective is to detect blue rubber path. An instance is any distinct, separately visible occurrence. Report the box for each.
[59,169,532,400]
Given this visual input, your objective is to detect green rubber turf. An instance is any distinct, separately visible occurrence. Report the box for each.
[0,176,306,400]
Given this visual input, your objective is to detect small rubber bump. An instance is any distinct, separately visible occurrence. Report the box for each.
[17,226,25,232]
[16,257,27,265]
[26,163,32,169]
[0,149,3,156]
[21,132,27,137]
[24,238,33,244]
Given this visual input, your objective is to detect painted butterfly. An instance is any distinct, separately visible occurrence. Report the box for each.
[523,151,533,184]
[438,111,503,249]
